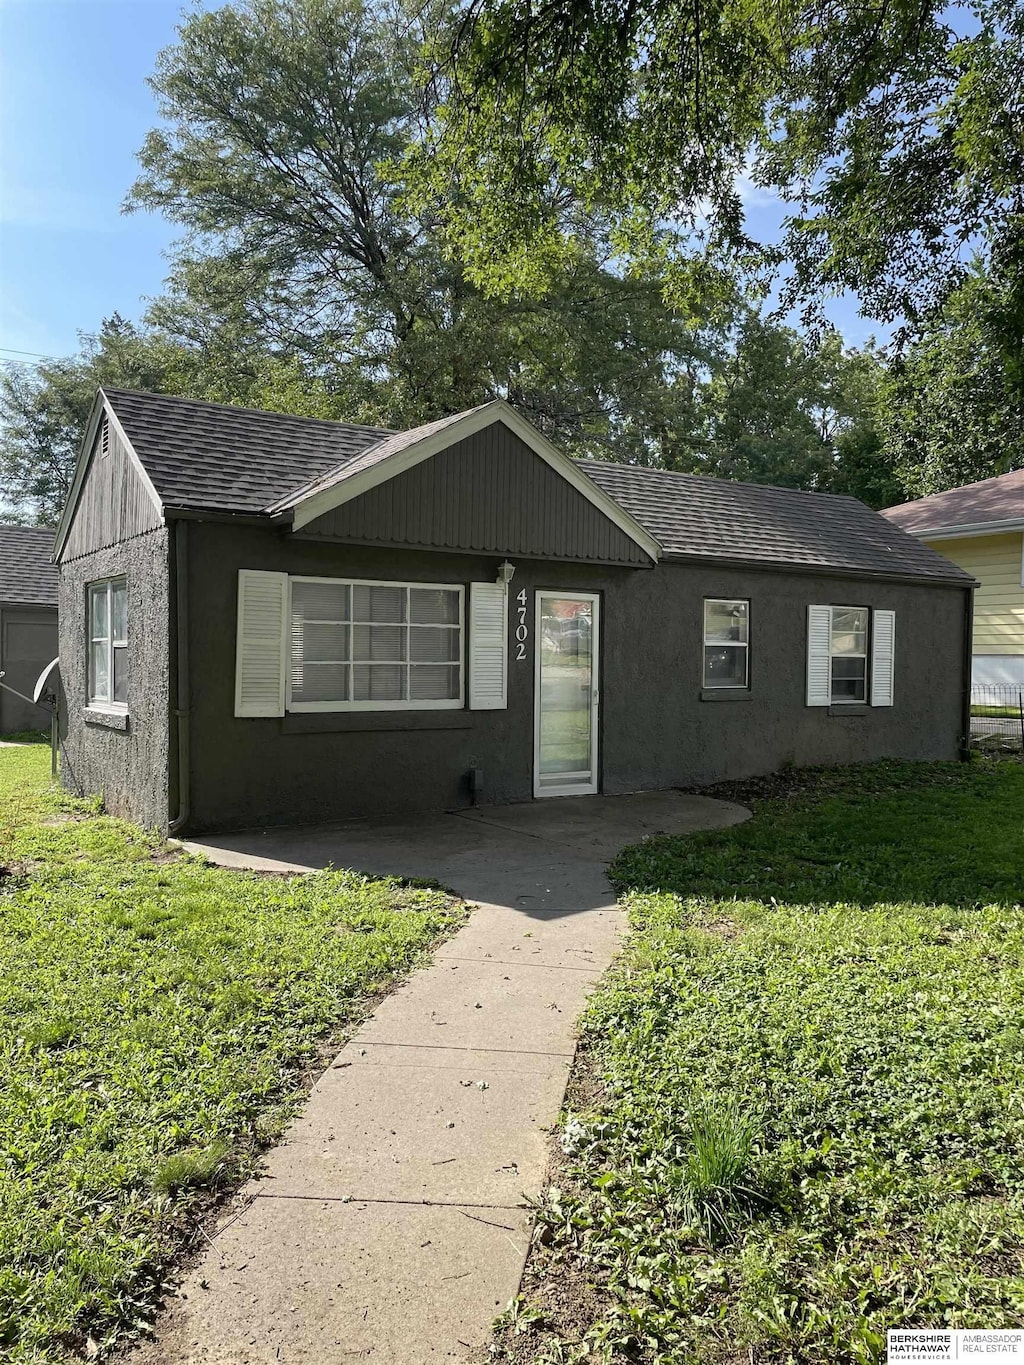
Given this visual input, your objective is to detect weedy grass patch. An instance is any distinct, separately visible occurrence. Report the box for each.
[0,746,464,1362]
[497,759,1024,1365]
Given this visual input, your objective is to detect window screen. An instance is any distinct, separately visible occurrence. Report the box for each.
[88,577,127,707]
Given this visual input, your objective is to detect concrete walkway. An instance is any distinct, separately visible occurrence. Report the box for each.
[140,791,748,1365]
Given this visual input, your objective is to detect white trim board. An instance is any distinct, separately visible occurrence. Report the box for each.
[284,401,662,563]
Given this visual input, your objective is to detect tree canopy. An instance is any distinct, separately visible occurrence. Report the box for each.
[419,0,1024,329]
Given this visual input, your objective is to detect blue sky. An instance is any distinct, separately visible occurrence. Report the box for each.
[0,0,885,372]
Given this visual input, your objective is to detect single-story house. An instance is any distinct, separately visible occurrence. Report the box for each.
[0,524,58,734]
[54,388,974,833]
[882,470,1024,688]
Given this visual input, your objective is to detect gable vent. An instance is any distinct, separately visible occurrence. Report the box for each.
[100,416,110,458]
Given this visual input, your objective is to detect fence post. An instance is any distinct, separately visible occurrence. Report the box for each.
[1019,691,1024,752]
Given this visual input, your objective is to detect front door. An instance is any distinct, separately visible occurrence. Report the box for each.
[534,591,599,797]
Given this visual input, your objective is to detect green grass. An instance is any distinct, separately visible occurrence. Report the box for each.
[971,705,1022,719]
[0,747,464,1362]
[502,760,1024,1365]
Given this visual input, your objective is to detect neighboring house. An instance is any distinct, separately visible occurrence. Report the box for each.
[882,470,1024,687]
[54,388,974,833]
[0,525,58,734]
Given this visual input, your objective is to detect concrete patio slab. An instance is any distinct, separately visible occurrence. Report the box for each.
[143,790,749,1363]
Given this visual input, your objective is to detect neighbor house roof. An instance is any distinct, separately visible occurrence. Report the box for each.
[581,461,974,584]
[0,525,58,606]
[64,388,973,586]
[881,468,1024,538]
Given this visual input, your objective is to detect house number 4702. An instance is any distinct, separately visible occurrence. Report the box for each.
[514,588,528,660]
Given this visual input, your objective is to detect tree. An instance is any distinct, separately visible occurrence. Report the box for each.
[0,315,341,524]
[0,317,179,525]
[417,0,1024,328]
[876,256,1024,498]
[678,314,898,506]
[127,0,718,451]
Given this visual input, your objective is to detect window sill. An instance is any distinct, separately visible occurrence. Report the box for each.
[281,711,475,735]
[827,704,870,717]
[83,707,129,732]
[700,688,752,702]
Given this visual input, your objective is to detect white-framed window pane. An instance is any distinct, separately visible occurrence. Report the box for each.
[704,645,748,688]
[291,662,350,705]
[353,663,405,701]
[410,626,460,663]
[410,588,460,625]
[831,656,867,701]
[112,646,128,704]
[89,641,109,702]
[704,599,748,644]
[292,579,350,622]
[830,607,868,656]
[354,623,406,661]
[300,623,349,662]
[410,665,460,700]
[90,584,109,640]
[354,584,405,623]
[111,581,127,644]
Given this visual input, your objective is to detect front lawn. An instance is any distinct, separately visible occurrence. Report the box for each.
[0,746,463,1362]
[497,760,1024,1365]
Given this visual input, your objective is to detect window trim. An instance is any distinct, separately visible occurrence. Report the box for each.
[702,597,750,690]
[286,575,466,713]
[828,604,869,705]
[87,576,128,712]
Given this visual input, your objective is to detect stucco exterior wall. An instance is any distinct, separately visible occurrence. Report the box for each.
[182,522,968,832]
[58,529,171,828]
[0,605,57,733]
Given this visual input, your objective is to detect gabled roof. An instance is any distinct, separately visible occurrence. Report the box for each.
[881,468,1024,539]
[581,461,975,584]
[57,387,975,586]
[103,387,391,515]
[0,525,58,606]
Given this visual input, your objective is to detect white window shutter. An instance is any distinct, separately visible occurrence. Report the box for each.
[469,581,508,710]
[235,570,288,717]
[806,605,831,707]
[871,609,896,707]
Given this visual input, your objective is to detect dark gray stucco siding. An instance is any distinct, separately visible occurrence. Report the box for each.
[0,605,57,732]
[299,424,652,565]
[58,529,171,827]
[184,522,967,832]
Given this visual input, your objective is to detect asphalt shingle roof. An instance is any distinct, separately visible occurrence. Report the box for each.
[580,461,975,584]
[104,388,391,515]
[881,468,1024,535]
[0,525,58,606]
[96,389,973,585]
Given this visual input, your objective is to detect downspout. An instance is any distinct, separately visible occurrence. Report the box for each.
[168,519,191,833]
[960,583,975,762]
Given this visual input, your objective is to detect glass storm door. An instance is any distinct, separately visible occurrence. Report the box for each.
[534,592,599,797]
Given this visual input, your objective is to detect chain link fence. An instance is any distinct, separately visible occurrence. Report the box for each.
[970,685,1024,752]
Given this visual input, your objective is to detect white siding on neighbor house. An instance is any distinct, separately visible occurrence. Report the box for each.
[926,532,1024,655]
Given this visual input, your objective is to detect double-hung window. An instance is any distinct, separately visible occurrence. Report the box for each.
[88,577,127,708]
[807,603,895,707]
[289,578,464,710]
[828,606,869,702]
[703,598,749,688]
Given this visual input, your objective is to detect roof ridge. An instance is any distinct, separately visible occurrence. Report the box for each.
[102,386,395,436]
[0,523,56,532]
[579,459,864,504]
